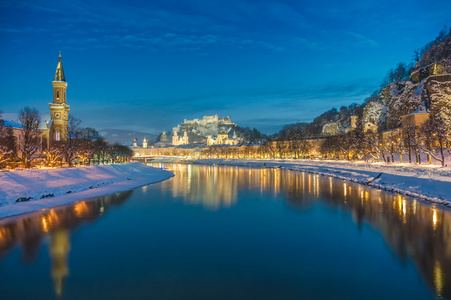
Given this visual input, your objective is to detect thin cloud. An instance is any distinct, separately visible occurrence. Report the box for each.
[347,31,380,48]
[293,37,319,49]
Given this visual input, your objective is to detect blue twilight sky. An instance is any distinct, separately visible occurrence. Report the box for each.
[0,0,450,134]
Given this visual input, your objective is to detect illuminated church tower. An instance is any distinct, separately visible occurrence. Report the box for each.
[49,52,70,145]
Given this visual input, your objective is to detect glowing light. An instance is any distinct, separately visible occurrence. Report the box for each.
[434,261,444,296]
[329,177,332,196]
[0,228,7,245]
[397,195,403,216]
[74,201,88,217]
[313,174,317,196]
[432,209,438,231]
[402,200,407,223]
[41,216,49,233]
[343,183,347,197]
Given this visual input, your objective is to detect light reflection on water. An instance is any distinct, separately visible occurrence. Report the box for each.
[0,191,132,298]
[153,163,451,298]
[0,163,449,299]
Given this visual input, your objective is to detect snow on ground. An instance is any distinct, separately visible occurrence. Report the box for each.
[0,162,173,219]
[195,159,451,207]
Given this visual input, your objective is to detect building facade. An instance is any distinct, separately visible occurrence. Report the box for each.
[172,131,189,145]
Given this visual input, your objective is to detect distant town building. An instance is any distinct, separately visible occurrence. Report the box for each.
[207,128,239,145]
[160,130,169,143]
[401,106,429,128]
[172,131,189,146]
[343,115,378,134]
[142,137,148,148]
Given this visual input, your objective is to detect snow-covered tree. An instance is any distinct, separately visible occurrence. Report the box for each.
[383,130,403,163]
[281,123,311,158]
[402,119,422,164]
[364,132,386,162]
[420,114,449,166]
[45,144,63,167]
[0,112,17,167]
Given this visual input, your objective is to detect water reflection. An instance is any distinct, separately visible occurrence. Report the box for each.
[152,163,451,298]
[157,164,239,210]
[1,164,450,299]
[0,190,133,297]
[50,229,70,297]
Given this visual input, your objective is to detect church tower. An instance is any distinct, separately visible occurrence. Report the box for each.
[49,52,70,145]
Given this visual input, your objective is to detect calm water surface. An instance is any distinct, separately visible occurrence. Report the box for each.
[0,163,450,299]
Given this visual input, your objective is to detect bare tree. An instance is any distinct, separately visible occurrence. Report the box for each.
[93,138,109,164]
[350,116,366,160]
[45,144,63,167]
[60,115,81,166]
[320,136,341,159]
[383,130,402,163]
[0,112,16,166]
[0,126,17,166]
[18,107,41,168]
[364,132,386,162]
[402,119,421,164]
[77,127,99,165]
[420,114,449,166]
[108,144,134,163]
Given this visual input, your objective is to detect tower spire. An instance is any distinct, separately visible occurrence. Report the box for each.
[54,52,65,82]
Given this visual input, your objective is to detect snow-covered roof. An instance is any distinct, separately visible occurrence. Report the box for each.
[1,113,51,130]
[3,120,22,129]
[405,106,429,116]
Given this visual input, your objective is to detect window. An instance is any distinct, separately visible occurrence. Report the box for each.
[55,128,60,141]
[56,90,60,99]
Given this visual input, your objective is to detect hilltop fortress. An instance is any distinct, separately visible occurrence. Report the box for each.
[183,115,233,126]
[173,114,235,134]
[131,114,240,148]
[170,114,238,146]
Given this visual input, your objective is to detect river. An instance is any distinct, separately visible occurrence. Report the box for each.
[0,163,450,299]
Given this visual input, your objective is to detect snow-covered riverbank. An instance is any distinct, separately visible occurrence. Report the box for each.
[0,162,174,218]
[195,159,451,207]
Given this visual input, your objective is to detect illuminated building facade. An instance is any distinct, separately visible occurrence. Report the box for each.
[42,52,70,148]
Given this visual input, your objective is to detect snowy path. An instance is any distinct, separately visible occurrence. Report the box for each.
[0,162,173,219]
[195,159,451,207]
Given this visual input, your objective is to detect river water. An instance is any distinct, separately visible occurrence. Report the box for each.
[0,163,450,299]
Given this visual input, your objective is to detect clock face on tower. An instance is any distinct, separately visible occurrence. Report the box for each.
[55,112,61,119]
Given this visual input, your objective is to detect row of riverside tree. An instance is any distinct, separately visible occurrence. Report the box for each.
[319,111,450,166]
[0,107,134,169]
